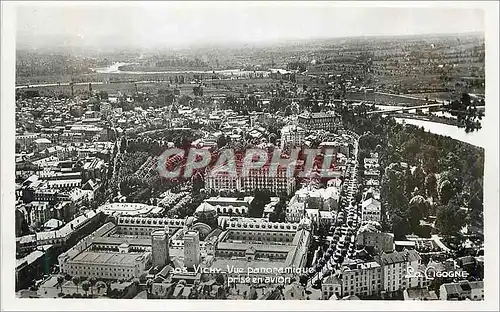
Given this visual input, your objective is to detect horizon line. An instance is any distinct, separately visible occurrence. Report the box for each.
[16,30,485,53]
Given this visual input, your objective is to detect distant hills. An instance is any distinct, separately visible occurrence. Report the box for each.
[16,31,484,55]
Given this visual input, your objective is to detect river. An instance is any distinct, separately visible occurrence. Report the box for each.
[373,104,455,118]
[395,118,484,148]
[15,62,268,89]
[91,62,133,74]
[372,104,483,147]
[93,62,268,76]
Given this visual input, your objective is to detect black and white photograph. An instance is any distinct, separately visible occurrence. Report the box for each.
[1,1,498,311]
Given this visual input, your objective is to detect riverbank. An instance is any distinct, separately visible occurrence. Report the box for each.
[117,64,214,73]
[389,113,460,127]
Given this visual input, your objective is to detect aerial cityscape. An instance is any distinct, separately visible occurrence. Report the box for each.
[12,4,486,302]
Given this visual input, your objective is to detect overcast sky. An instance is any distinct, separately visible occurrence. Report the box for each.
[16,2,485,49]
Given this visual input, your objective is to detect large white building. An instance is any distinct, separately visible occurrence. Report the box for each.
[364,153,380,170]
[206,164,296,196]
[115,216,185,236]
[28,201,51,227]
[205,173,239,192]
[286,200,306,223]
[280,125,305,150]
[376,250,421,296]
[195,196,255,217]
[293,186,340,212]
[219,217,301,243]
[56,215,190,281]
[356,223,394,253]
[361,198,381,222]
[340,259,382,298]
[152,228,170,267]
[286,186,340,224]
[209,218,312,280]
[16,210,103,253]
[60,249,151,280]
[298,111,341,132]
[241,165,296,195]
[58,223,152,280]
[100,202,165,217]
[16,133,40,150]
[204,196,254,208]
[184,231,200,269]
[322,275,342,300]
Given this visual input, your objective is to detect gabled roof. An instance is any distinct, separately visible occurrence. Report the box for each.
[362,198,381,209]
[377,249,420,265]
[323,275,341,285]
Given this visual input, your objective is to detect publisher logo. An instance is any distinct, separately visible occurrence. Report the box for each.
[405,266,469,281]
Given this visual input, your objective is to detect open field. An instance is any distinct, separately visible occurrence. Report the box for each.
[406,92,454,102]
[17,78,278,98]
